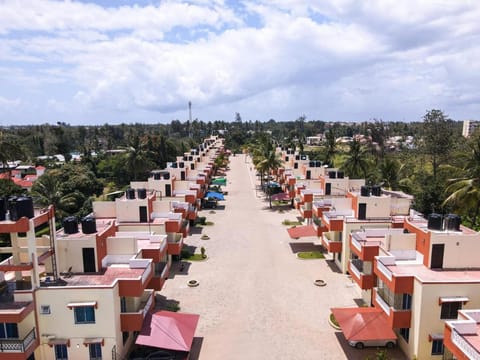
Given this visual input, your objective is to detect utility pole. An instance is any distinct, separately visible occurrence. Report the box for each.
[188,101,192,138]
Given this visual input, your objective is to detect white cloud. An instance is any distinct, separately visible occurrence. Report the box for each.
[0,95,21,108]
[0,0,479,124]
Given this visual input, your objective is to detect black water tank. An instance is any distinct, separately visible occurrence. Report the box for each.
[360,186,370,197]
[337,171,344,179]
[137,188,147,199]
[445,214,461,231]
[81,217,97,234]
[315,161,321,167]
[309,161,315,167]
[295,155,300,160]
[17,196,34,219]
[328,171,336,179]
[0,197,6,221]
[427,213,443,231]
[171,162,178,168]
[163,173,170,180]
[153,172,161,180]
[126,188,136,199]
[371,185,382,196]
[63,216,79,234]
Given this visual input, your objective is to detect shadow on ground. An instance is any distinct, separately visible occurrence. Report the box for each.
[189,226,204,235]
[154,294,181,313]
[334,332,407,360]
[289,242,324,254]
[188,337,204,360]
[326,259,342,273]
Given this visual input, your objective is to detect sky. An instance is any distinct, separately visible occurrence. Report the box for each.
[0,0,479,126]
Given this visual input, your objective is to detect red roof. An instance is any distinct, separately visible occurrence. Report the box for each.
[136,311,200,352]
[331,307,397,342]
[287,225,317,238]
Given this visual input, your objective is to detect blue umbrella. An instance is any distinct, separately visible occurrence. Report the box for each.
[205,191,225,200]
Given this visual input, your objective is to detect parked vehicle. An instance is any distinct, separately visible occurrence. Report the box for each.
[348,338,396,349]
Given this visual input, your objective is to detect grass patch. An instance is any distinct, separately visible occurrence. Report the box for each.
[205,221,214,226]
[282,219,302,226]
[330,313,339,327]
[297,251,325,259]
[182,254,207,261]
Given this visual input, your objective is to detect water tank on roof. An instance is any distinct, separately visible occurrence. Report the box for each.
[371,185,382,197]
[444,214,461,231]
[360,186,370,197]
[163,172,170,180]
[315,161,321,167]
[171,162,178,168]
[295,155,300,160]
[63,216,79,234]
[8,196,34,221]
[427,213,443,231]
[301,155,307,160]
[81,217,97,234]
[126,188,136,200]
[137,188,147,199]
[153,172,161,180]
[309,161,315,167]
[337,171,344,179]
[0,197,6,221]
[328,171,336,179]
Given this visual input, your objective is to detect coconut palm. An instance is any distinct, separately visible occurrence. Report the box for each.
[31,172,85,219]
[443,136,480,229]
[256,150,283,208]
[340,139,371,179]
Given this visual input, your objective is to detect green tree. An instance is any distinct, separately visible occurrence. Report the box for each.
[340,139,371,179]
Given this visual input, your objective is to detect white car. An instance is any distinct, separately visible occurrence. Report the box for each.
[348,338,396,349]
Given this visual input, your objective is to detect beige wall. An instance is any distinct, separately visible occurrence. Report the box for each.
[56,236,97,273]
[107,236,137,255]
[430,232,480,269]
[359,195,392,219]
[115,198,149,222]
[93,201,116,218]
[337,221,391,273]
[405,280,480,359]
[35,285,122,360]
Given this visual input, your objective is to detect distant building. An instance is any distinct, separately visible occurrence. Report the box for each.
[462,120,480,137]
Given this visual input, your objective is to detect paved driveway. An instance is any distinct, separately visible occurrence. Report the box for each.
[159,154,407,360]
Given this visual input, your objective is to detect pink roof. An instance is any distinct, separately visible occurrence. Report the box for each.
[287,225,317,238]
[136,311,200,352]
[331,307,397,342]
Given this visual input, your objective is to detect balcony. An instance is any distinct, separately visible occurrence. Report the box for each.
[300,205,312,219]
[374,257,414,294]
[321,213,344,232]
[373,288,411,328]
[348,259,375,290]
[0,327,37,355]
[321,232,342,253]
[167,233,183,255]
[350,235,381,261]
[120,290,155,332]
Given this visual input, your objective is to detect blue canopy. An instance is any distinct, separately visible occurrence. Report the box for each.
[205,191,225,200]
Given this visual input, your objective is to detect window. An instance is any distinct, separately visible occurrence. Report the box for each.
[55,344,68,360]
[89,343,102,360]
[441,301,462,319]
[0,323,18,339]
[400,328,409,343]
[402,294,412,310]
[40,305,51,314]
[74,306,95,324]
[431,339,444,355]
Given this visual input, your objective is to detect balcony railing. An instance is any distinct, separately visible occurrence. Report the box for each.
[376,259,393,281]
[452,329,480,360]
[351,258,364,273]
[375,289,390,316]
[0,327,36,353]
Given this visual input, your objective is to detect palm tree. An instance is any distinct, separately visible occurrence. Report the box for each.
[443,136,480,229]
[340,139,371,179]
[31,172,84,219]
[124,136,153,181]
[0,132,23,174]
[379,156,400,190]
[323,130,337,166]
[256,150,283,208]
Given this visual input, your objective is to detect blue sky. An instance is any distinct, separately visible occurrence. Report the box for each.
[0,0,479,125]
